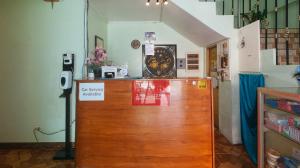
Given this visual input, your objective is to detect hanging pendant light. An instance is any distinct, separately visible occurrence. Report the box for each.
[145,0,168,6]
[44,0,60,9]
[156,0,160,5]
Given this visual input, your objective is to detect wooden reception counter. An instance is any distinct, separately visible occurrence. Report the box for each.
[75,78,214,168]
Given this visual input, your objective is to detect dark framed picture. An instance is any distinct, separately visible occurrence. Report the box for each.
[186,53,199,70]
[221,56,228,68]
[95,35,104,48]
[142,44,177,79]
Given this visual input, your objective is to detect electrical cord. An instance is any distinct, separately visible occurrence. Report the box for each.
[33,120,76,143]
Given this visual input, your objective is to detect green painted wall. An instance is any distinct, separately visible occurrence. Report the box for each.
[0,0,85,142]
[107,21,205,78]
[88,5,108,53]
[217,0,299,28]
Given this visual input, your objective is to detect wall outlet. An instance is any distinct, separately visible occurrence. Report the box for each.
[177,58,186,69]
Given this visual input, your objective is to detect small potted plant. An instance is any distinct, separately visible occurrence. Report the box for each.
[241,2,268,27]
[88,47,108,78]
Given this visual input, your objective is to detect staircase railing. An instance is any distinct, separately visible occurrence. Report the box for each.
[198,0,300,65]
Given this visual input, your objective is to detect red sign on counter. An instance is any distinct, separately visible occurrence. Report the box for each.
[132,80,170,106]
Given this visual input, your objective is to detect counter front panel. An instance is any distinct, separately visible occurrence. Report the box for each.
[75,79,214,168]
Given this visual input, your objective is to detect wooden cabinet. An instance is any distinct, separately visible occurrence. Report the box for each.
[75,79,215,168]
[258,87,300,168]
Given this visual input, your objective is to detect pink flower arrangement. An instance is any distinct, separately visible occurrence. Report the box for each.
[89,47,107,66]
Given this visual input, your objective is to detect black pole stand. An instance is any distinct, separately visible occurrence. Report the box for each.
[53,89,74,160]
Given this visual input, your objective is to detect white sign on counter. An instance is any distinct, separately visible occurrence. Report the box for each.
[79,83,104,101]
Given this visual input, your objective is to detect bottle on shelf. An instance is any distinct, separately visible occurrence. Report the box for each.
[87,61,94,80]
[82,57,90,79]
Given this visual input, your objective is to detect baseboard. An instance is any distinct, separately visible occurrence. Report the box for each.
[0,142,75,149]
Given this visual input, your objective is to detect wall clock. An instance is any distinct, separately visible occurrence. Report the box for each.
[131,40,141,49]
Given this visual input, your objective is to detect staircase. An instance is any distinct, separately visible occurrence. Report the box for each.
[170,0,235,38]
[260,28,300,65]
[163,0,236,46]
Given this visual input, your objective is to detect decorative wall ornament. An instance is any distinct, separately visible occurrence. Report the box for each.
[186,53,200,70]
[131,40,141,49]
[240,37,246,48]
[217,40,230,81]
[95,36,104,49]
[142,44,177,79]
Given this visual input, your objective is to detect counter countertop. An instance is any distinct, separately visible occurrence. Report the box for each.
[75,77,210,82]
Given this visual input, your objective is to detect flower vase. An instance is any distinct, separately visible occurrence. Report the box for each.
[93,67,102,78]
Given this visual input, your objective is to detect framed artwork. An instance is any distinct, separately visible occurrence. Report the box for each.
[221,56,228,68]
[186,53,200,70]
[95,35,104,48]
[142,44,177,79]
[217,40,230,81]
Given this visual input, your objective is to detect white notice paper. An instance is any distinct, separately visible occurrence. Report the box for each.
[79,83,104,101]
[145,43,155,55]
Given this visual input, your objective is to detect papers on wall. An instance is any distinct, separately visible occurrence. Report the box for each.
[145,43,155,55]
[144,32,156,56]
[145,32,156,43]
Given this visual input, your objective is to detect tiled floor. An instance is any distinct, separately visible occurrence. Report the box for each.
[0,130,256,168]
[0,147,74,168]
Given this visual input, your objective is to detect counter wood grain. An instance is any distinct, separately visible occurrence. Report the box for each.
[75,79,214,168]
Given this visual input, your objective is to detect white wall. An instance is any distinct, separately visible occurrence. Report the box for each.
[261,49,299,87]
[107,21,205,78]
[0,0,85,142]
[239,21,261,72]
[171,0,235,38]
[165,0,243,144]
[218,31,242,145]
[219,21,263,145]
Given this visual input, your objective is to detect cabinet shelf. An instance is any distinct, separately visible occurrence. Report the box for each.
[265,125,300,145]
[265,101,300,116]
[264,104,300,117]
[258,87,300,168]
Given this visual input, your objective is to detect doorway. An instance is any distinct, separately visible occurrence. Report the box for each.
[207,46,219,128]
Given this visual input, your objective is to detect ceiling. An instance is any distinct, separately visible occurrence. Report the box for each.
[89,0,226,46]
[89,0,163,21]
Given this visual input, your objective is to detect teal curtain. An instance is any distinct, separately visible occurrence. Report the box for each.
[240,74,265,165]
